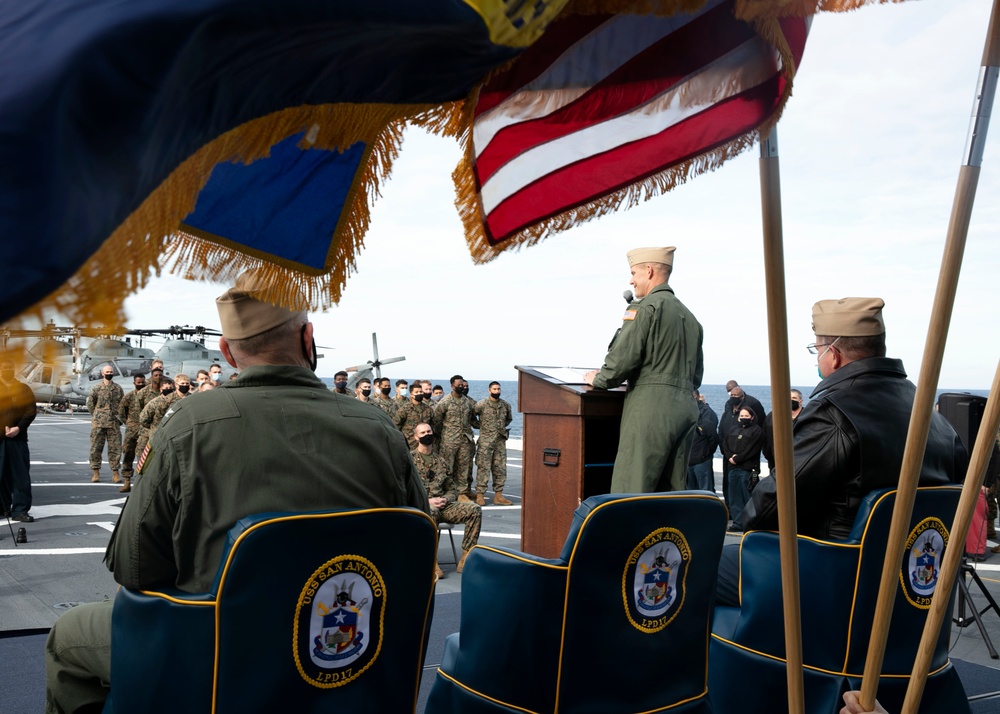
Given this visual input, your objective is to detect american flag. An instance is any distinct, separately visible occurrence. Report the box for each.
[460,0,809,254]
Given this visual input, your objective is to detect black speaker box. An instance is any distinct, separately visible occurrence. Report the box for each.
[937,392,988,453]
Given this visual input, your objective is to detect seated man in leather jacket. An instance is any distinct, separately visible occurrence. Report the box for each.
[715,297,966,607]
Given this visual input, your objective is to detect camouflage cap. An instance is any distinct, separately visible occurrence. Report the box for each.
[812,297,885,337]
[626,247,675,267]
[216,270,304,340]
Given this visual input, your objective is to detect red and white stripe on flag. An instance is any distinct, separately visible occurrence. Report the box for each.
[465,0,808,247]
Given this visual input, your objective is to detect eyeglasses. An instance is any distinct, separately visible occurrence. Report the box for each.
[806,337,841,355]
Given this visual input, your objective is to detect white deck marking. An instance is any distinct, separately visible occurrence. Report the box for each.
[0,548,107,555]
[28,498,126,518]
[87,521,118,533]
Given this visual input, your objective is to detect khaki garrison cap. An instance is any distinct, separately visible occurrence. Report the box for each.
[626,247,676,267]
[216,270,304,340]
[812,297,885,337]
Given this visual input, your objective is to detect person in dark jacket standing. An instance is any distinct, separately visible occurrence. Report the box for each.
[762,389,805,475]
[723,407,762,531]
[0,358,36,523]
[715,297,965,606]
[687,390,719,491]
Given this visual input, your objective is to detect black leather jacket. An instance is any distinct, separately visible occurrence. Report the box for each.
[742,357,966,539]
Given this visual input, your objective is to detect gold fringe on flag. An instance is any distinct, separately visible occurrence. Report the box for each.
[13,101,463,329]
[735,0,908,20]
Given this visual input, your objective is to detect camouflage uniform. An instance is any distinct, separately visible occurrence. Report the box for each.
[116,388,144,478]
[473,396,513,495]
[394,399,434,450]
[140,391,185,439]
[87,381,124,470]
[371,392,394,417]
[413,449,481,552]
[433,393,476,496]
[131,383,163,468]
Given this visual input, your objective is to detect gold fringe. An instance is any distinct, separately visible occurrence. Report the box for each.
[453,6,801,264]
[10,101,464,329]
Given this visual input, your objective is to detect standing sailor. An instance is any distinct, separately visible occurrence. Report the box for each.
[116,373,146,493]
[585,247,704,493]
[472,381,513,506]
[87,364,124,483]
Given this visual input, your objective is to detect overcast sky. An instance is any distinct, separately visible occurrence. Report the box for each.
[124,1,998,389]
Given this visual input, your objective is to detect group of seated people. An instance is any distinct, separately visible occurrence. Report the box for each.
[42,276,969,714]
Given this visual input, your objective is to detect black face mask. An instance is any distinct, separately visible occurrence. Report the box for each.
[380,387,391,396]
[490,392,501,400]
[457,387,467,396]
[300,324,317,371]
[361,388,371,397]
[791,399,801,411]
[738,417,752,425]
[413,393,424,402]
[417,434,434,446]
[161,388,174,396]
[103,373,113,381]
[334,381,348,391]
[177,384,190,394]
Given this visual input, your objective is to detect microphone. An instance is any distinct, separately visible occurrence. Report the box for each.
[623,290,634,304]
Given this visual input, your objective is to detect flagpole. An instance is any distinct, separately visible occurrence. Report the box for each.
[899,4,1000,712]
[758,128,805,714]
[861,1,999,709]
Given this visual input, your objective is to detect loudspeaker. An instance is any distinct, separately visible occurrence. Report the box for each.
[937,392,988,452]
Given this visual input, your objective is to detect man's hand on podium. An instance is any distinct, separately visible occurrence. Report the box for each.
[583,370,598,386]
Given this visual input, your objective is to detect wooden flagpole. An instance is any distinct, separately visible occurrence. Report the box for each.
[861,1,1000,708]
[758,129,805,714]
[902,361,1000,712]
[900,4,1000,711]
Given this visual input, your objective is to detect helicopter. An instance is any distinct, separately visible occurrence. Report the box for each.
[342,333,406,391]
[71,325,239,399]
[2,323,89,408]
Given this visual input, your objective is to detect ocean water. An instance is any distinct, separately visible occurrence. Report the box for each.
[324,377,989,443]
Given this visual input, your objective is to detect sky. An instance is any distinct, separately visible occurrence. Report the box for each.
[122,0,999,389]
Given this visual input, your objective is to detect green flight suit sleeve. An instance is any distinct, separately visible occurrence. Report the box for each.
[592,305,649,389]
[105,432,181,589]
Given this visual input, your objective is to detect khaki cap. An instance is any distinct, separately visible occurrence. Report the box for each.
[627,246,675,267]
[216,270,304,340]
[812,297,885,337]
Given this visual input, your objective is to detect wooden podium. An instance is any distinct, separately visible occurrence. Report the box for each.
[515,366,626,558]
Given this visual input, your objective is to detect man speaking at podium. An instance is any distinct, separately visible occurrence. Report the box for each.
[585,247,704,493]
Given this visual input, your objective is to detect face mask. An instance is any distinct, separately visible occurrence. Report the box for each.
[334,381,348,391]
[381,387,391,396]
[414,393,424,402]
[417,434,435,446]
[361,388,371,397]
[161,387,174,396]
[211,372,222,381]
[817,365,824,379]
[739,417,751,425]
[103,373,113,381]
[431,394,443,402]
[791,399,801,410]
[400,388,409,398]
[490,392,501,400]
[457,387,467,396]
[178,384,190,394]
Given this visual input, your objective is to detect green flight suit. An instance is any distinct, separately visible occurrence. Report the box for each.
[593,282,703,493]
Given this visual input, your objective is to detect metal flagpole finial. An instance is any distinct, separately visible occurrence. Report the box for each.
[964,66,998,167]
[760,129,779,158]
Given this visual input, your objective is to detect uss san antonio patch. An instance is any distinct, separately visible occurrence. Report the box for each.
[623,528,691,633]
[293,555,386,688]
[900,517,950,609]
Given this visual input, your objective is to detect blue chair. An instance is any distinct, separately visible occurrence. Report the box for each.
[103,507,438,713]
[427,492,728,713]
[709,486,969,714]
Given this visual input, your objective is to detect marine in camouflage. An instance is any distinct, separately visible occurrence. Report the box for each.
[87,379,124,470]
[412,449,481,552]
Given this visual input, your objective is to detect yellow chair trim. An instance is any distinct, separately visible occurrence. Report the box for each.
[434,669,542,714]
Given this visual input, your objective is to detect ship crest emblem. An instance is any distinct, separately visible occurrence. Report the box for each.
[623,527,691,633]
[294,555,385,688]
[900,518,949,610]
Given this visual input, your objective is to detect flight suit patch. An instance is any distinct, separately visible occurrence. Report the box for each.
[623,310,637,321]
